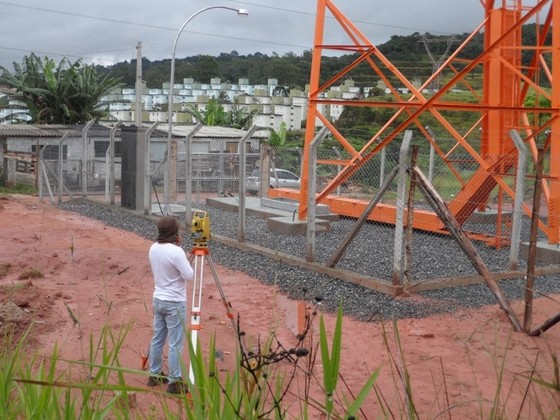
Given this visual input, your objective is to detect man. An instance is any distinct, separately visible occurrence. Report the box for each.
[147,216,193,394]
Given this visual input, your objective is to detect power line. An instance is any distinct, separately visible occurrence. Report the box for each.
[0,1,173,32]
[0,1,306,48]
[225,0,456,35]
[1,0,457,51]
[0,0,469,68]
[0,1,312,65]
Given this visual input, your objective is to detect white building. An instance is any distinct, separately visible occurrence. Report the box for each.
[101,77,384,131]
[2,77,378,130]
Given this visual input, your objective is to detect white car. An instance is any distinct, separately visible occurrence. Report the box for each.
[246,168,301,194]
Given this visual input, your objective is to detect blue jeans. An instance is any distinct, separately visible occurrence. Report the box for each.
[149,298,186,383]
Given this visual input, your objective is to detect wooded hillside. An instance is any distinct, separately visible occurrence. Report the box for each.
[97,24,547,90]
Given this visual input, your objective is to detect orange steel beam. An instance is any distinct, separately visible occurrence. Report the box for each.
[550,2,560,242]
[294,0,560,244]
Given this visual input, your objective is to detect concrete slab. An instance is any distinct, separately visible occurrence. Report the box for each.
[467,209,512,224]
[206,196,339,235]
[261,197,331,215]
[150,203,186,215]
[260,197,340,221]
[207,196,296,218]
[267,216,330,236]
[520,241,560,264]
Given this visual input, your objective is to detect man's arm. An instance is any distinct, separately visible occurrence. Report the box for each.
[175,249,194,282]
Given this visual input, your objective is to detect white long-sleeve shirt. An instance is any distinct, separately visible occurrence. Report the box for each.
[149,242,194,302]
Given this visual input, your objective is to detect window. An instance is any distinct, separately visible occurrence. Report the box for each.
[32,145,67,160]
[94,141,122,158]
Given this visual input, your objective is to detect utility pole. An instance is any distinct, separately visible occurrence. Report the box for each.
[135,41,143,127]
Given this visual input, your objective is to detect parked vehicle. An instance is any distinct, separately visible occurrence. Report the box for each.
[246,168,301,194]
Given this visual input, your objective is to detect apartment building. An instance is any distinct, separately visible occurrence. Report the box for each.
[103,78,307,131]
[1,77,373,129]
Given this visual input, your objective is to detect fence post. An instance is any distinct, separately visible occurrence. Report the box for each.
[237,125,258,242]
[259,142,270,198]
[523,147,545,332]
[425,126,436,183]
[508,129,527,270]
[392,130,413,289]
[306,127,329,262]
[58,131,70,204]
[81,120,95,197]
[379,147,386,189]
[38,143,44,202]
[143,122,159,215]
[184,123,202,227]
[38,146,54,204]
[41,161,54,204]
[403,145,419,288]
[106,121,122,205]
[105,147,110,202]
[332,146,342,196]
[217,140,225,195]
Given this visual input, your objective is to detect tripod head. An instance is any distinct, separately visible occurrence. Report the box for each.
[191,210,211,248]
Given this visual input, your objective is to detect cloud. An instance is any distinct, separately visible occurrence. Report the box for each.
[0,0,516,70]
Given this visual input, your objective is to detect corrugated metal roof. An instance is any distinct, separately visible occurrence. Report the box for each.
[0,124,117,138]
[155,124,269,139]
[0,123,268,140]
[0,125,65,137]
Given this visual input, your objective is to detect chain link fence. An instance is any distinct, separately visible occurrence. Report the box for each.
[201,137,559,295]
[27,128,559,294]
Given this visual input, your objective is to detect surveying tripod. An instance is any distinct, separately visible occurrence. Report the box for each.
[187,210,239,383]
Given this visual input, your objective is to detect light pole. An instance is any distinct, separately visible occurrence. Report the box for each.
[164,6,249,214]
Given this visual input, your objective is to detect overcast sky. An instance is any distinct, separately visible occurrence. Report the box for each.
[0,0,507,71]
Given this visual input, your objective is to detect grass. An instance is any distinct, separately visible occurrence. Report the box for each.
[0,263,11,279]
[1,305,559,419]
[17,268,44,280]
[1,251,558,419]
[0,183,37,195]
[0,306,379,419]
[0,280,34,296]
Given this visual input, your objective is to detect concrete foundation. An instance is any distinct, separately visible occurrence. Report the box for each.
[267,216,330,235]
[206,196,339,236]
[467,209,512,224]
[520,241,560,265]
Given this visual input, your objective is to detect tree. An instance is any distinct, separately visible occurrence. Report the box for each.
[188,98,256,129]
[0,53,123,124]
[193,99,226,126]
[144,66,167,88]
[217,90,231,104]
[191,55,220,83]
[266,59,300,85]
[272,86,289,97]
[268,121,287,147]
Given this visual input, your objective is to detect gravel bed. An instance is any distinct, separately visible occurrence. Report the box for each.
[58,199,560,322]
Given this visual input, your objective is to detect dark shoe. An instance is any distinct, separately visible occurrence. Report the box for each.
[147,371,168,386]
[167,381,188,395]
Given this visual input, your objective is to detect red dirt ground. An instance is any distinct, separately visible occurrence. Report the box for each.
[1,193,559,418]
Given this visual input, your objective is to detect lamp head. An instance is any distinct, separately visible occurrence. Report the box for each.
[237,8,249,16]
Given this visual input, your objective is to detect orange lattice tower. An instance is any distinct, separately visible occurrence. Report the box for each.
[269,0,560,244]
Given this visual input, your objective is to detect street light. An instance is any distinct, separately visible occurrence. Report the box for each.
[164,6,249,214]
